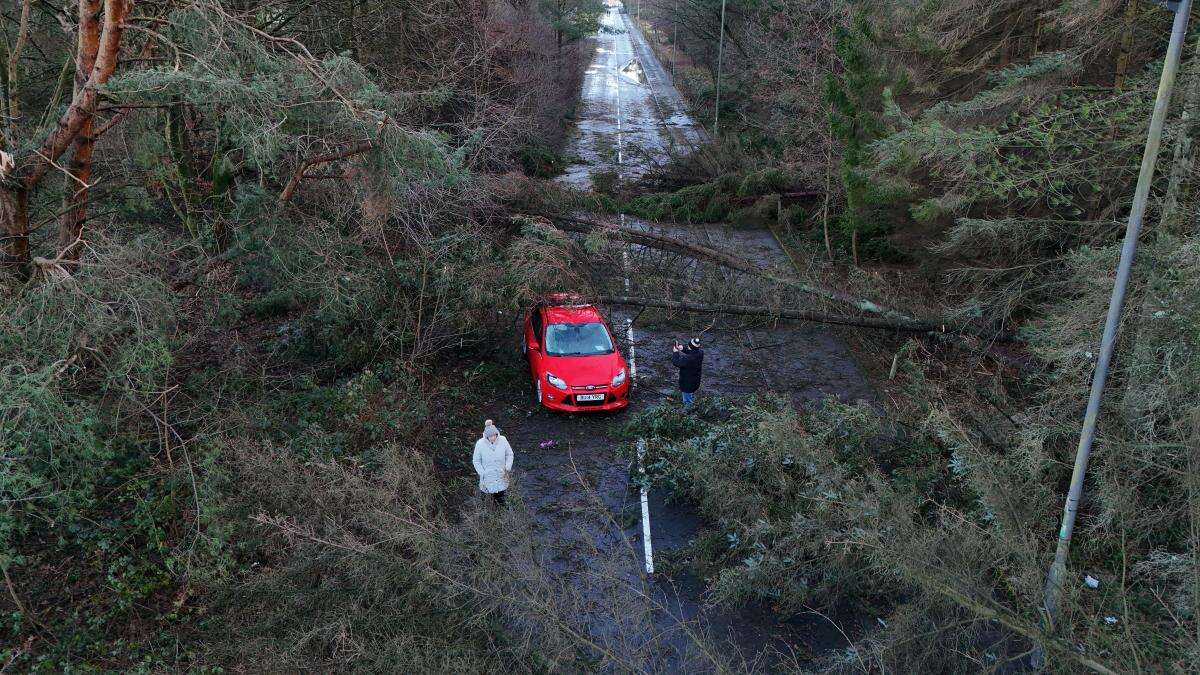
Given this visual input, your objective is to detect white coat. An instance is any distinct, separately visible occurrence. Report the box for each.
[473,434,514,494]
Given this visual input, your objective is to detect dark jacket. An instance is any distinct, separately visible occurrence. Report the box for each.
[671,347,704,394]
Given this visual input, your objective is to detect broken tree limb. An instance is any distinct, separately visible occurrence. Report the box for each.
[549,214,911,320]
[599,296,1020,343]
[278,141,376,205]
[527,214,1018,342]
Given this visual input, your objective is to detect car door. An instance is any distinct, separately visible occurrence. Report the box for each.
[526,306,545,382]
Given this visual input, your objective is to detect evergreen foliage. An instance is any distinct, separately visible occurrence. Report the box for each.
[621,0,1200,669]
[0,0,598,668]
[4,0,1200,670]
[825,14,901,255]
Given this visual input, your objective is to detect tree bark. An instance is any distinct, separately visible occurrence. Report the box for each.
[1113,0,1139,91]
[25,0,130,190]
[822,129,833,260]
[1,0,128,277]
[0,184,30,275]
[59,0,104,260]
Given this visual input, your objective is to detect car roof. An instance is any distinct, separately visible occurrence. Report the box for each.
[543,303,603,324]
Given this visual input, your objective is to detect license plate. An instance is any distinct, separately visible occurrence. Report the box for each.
[576,394,605,402]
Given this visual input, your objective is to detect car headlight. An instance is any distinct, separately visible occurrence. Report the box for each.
[546,372,567,390]
[611,368,626,387]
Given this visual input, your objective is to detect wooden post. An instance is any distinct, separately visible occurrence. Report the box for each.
[1114,0,1139,91]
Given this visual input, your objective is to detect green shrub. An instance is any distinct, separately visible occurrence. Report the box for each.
[0,238,192,666]
[1,239,175,557]
[590,168,619,195]
[245,289,300,319]
[729,195,781,228]
[620,396,894,610]
[202,443,502,671]
[624,169,800,226]
[625,180,732,223]
[735,168,791,198]
[519,143,567,178]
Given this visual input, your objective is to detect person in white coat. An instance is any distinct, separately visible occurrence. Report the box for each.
[473,419,514,505]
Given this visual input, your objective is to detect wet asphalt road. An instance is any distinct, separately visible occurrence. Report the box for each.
[491,2,874,669]
[559,0,706,189]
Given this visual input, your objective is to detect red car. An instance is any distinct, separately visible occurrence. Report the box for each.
[524,295,631,412]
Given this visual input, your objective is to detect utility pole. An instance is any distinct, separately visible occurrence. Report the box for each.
[1034,0,1193,666]
[713,0,727,137]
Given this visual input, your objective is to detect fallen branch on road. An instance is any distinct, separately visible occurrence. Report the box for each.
[549,214,909,319]
[599,296,1020,343]
[541,215,1016,342]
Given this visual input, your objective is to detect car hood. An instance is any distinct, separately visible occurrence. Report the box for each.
[542,353,623,386]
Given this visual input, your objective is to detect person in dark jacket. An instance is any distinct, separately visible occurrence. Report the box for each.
[670,337,704,405]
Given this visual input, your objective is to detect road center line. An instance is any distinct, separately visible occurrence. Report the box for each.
[613,23,652,574]
[615,55,623,165]
[637,439,654,574]
[621,237,651,575]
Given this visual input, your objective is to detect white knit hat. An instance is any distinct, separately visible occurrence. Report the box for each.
[483,419,499,438]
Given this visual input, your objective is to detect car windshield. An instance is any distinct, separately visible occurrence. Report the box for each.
[544,322,614,356]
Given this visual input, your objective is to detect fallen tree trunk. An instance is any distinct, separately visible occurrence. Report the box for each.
[551,214,910,320]
[530,213,1017,341]
[599,296,1020,343]
[547,215,1016,342]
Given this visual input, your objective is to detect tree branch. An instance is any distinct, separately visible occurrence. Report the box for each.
[599,295,1018,342]
[3,0,34,147]
[547,214,909,318]
[277,141,375,205]
[538,215,1018,342]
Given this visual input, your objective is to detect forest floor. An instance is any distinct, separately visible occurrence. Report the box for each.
[482,1,880,666]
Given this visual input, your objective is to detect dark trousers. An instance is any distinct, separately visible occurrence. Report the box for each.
[488,490,506,506]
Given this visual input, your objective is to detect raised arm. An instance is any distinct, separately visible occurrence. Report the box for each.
[672,350,695,369]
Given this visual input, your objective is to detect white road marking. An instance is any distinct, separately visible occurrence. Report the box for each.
[637,439,654,574]
[616,57,623,166]
[622,246,637,380]
[613,28,652,574]
[621,223,650,575]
